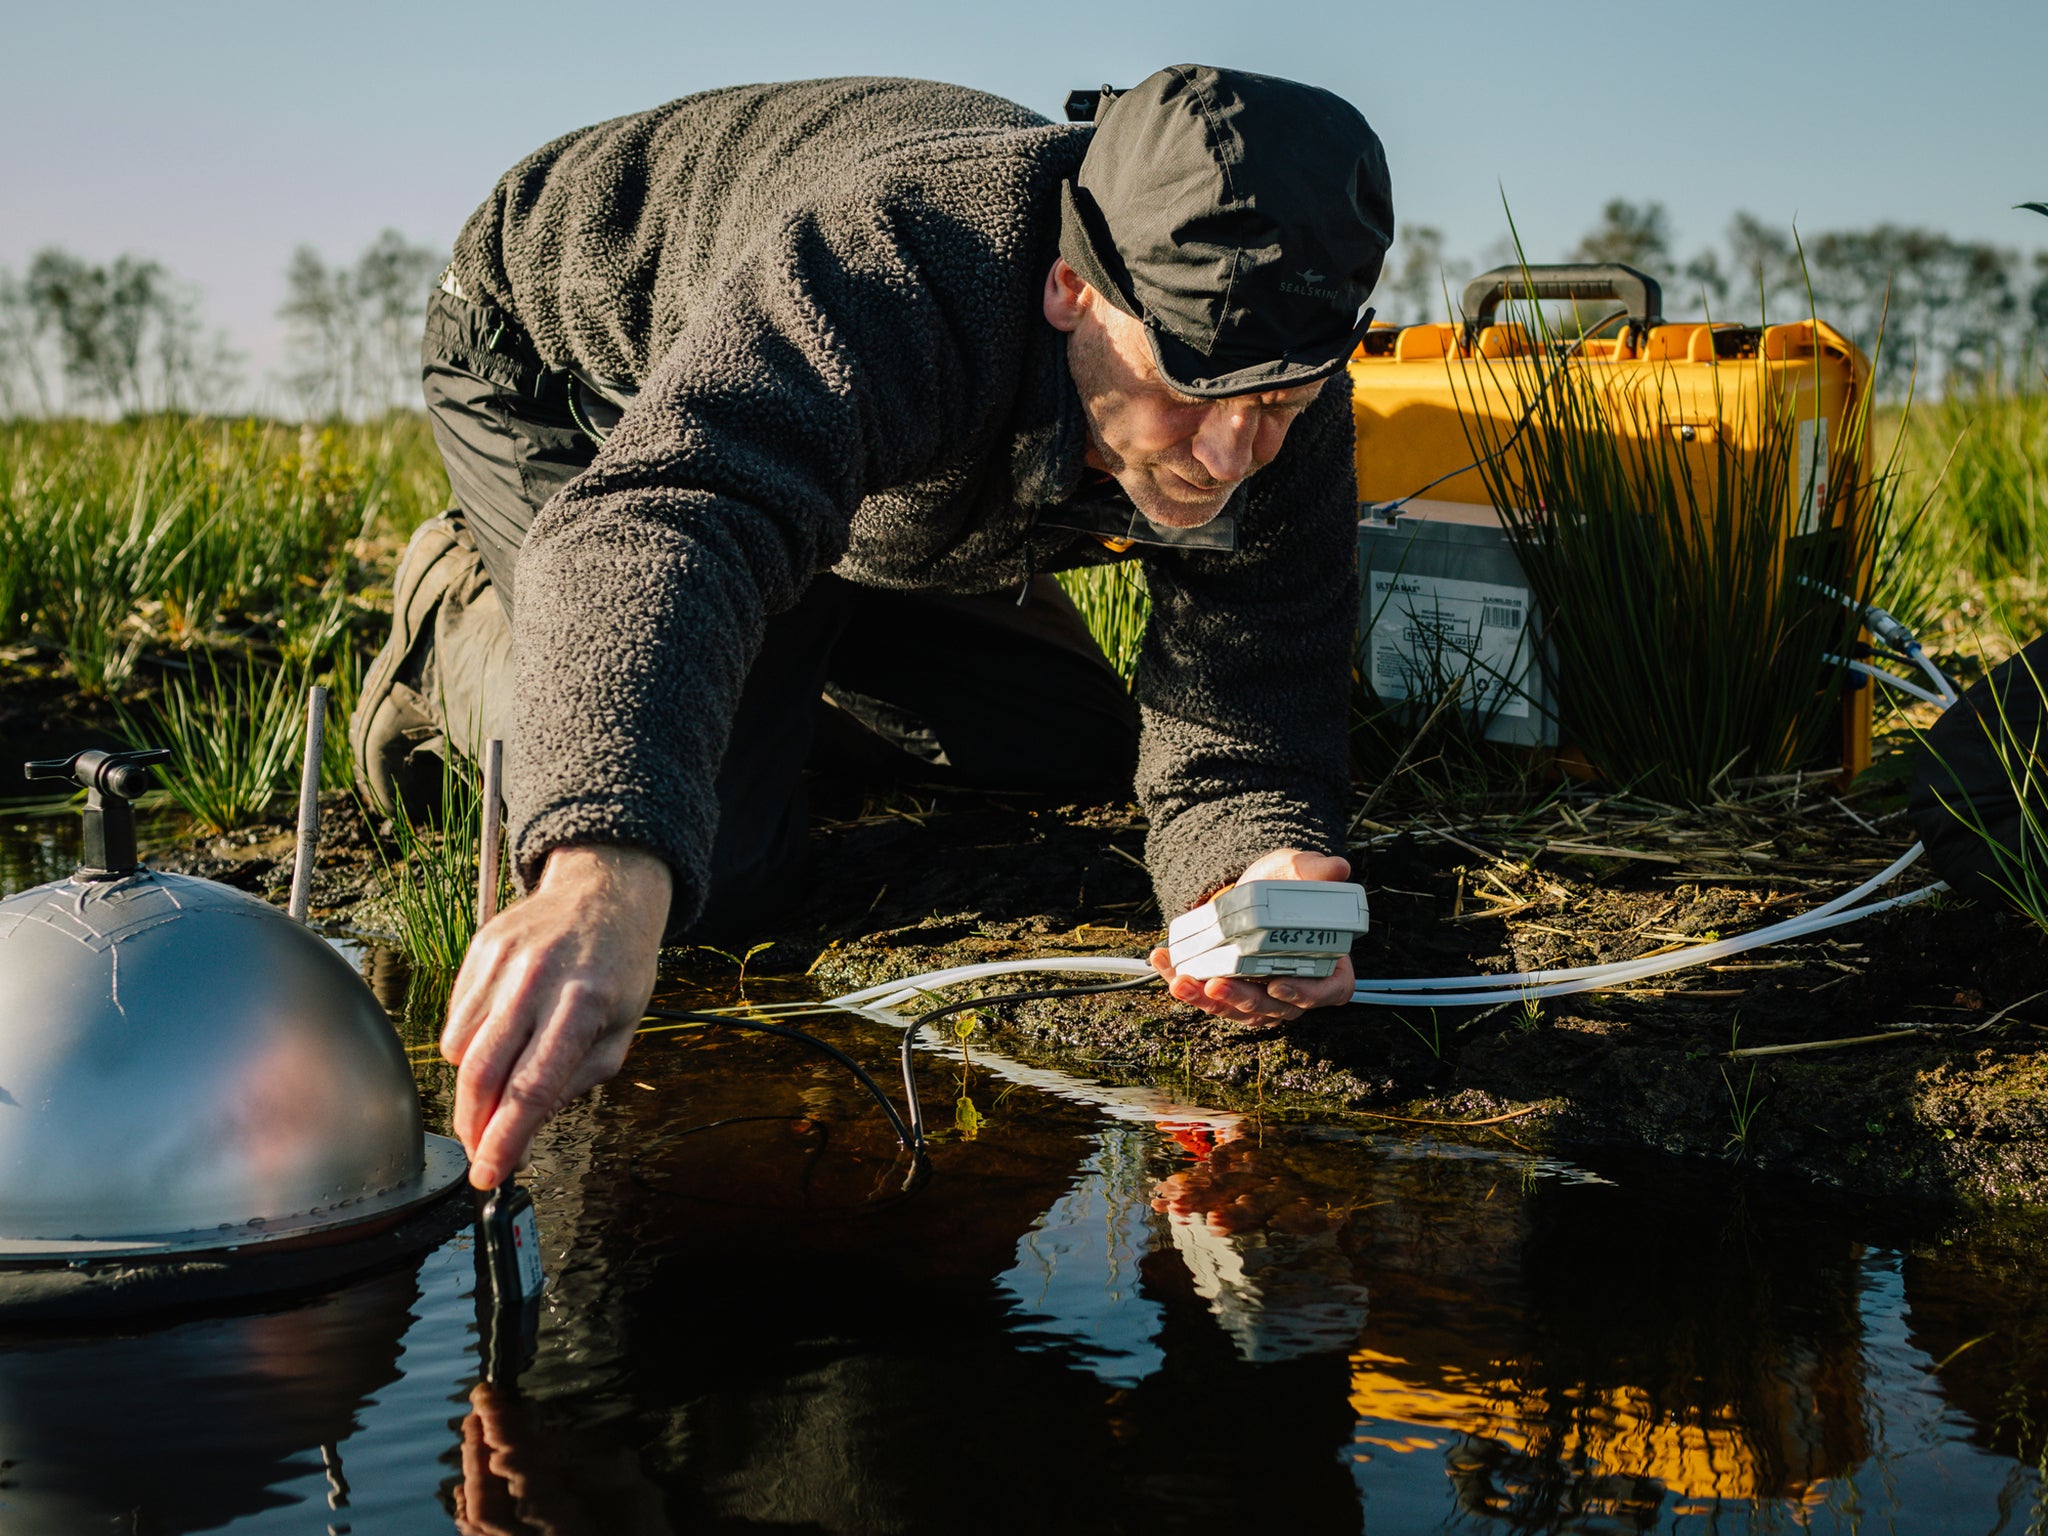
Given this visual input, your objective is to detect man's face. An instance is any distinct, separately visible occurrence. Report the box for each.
[1045,260,1324,529]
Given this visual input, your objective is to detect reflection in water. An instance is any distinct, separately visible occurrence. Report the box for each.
[1000,1123,1374,1383]
[447,1382,673,1536]
[1339,1152,1859,1527]
[1001,1123,1167,1385]
[1347,1352,1817,1518]
[0,806,77,900]
[1158,1132,1372,1365]
[0,1266,420,1532]
[0,921,2044,1532]
[0,802,184,901]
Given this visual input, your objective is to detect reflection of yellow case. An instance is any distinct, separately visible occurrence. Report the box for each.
[1347,265,1874,780]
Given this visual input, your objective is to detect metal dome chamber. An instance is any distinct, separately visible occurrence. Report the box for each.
[0,747,468,1318]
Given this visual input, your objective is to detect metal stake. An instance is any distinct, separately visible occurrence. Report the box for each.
[478,739,504,928]
[287,685,327,923]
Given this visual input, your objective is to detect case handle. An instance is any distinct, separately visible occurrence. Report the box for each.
[1460,263,1663,341]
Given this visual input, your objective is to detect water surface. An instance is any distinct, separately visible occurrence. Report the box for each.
[2,817,2046,1532]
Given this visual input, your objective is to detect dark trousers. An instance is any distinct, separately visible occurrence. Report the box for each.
[412,287,1139,934]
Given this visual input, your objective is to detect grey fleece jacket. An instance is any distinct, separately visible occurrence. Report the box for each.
[450,77,1358,925]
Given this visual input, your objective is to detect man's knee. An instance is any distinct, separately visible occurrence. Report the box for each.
[350,513,514,818]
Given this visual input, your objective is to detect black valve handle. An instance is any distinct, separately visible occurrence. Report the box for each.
[1459,262,1664,340]
[24,747,171,878]
[26,746,171,800]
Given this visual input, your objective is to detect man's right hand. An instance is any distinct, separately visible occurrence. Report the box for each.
[441,843,672,1189]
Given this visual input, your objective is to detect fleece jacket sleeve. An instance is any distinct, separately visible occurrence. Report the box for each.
[1133,371,1359,917]
[505,196,1000,925]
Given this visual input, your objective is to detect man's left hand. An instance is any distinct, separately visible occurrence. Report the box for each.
[1148,848,1356,1023]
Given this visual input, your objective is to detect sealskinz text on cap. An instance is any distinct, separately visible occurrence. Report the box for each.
[1059,64,1394,398]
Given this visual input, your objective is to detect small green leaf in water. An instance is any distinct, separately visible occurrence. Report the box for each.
[954,1096,984,1139]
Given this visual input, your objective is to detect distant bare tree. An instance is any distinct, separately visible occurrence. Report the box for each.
[1679,248,1730,311]
[1706,214,2034,395]
[1719,212,1808,323]
[26,251,158,410]
[1808,226,2020,394]
[0,269,52,416]
[1571,199,1673,275]
[0,249,237,416]
[1381,225,1469,325]
[2020,205,2048,358]
[279,230,441,418]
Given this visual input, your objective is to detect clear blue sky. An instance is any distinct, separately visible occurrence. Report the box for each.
[6,0,2043,395]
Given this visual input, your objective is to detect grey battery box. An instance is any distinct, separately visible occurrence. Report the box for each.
[1358,500,1557,748]
[1166,880,1370,981]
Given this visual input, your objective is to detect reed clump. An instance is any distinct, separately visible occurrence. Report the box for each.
[115,650,307,835]
[1464,326,1899,800]
[372,744,507,976]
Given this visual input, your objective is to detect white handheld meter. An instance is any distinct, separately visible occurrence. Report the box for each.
[1165,879,1370,980]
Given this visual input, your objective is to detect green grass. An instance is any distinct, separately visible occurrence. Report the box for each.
[1881,390,2048,643]
[1056,562,1148,682]
[3,380,2044,852]
[1884,390,2048,934]
[1723,1061,1765,1160]
[1926,387,2048,583]
[115,648,309,834]
[0,413,445,692]
[372,743,508,975]
[317,644,363,793]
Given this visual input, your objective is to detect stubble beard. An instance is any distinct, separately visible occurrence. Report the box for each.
[1087,432,1243,528]
[1066,322,1249,529]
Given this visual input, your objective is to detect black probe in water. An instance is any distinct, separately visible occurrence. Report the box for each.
[475,1180,545,1388]
[467,737,546,1389]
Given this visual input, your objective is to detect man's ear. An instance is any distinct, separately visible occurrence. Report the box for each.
[1042,257,1090,333]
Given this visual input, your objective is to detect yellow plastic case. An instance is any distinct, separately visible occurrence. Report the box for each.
[1347,263,1874,781]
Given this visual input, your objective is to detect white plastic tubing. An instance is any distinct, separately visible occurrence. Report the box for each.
[829,956,1154,1013]
[1348,844,1937,1007]
[1841,658,1947,708]
[826,851,1943,1015]
[823,605,1959,1016]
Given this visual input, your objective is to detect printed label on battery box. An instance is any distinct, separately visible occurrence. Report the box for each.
[1367,572,1534,719]
[510,1204,545,1299]
[1795,417,1830,536]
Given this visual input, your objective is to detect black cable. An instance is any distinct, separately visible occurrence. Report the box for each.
[643,1006,917,1148]
[896,977,1164,1146]
[643,1004,934,1200]
[639,976,1165,1198]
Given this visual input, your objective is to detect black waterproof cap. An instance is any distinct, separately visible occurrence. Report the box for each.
[1060,64,1394,398]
